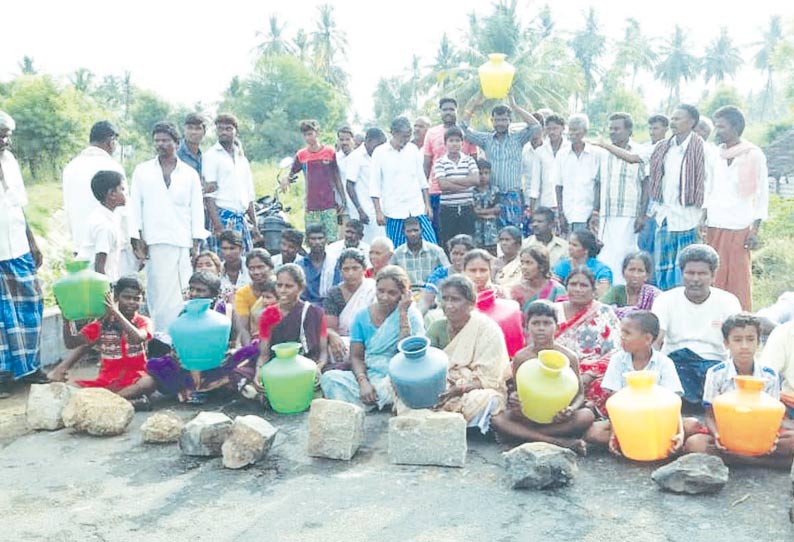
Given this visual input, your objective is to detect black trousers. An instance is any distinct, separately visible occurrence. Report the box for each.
[438,204,476,251]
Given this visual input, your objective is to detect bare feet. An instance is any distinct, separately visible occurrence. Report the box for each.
[558,438,588,456]
[46,368,67,383]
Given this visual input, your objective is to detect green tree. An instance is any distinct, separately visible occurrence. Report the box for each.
[699,84,746,118]
[373,77,413,126]
[220,54,346,160]
[753,15,783,120]
[702,27,743,86]
[587,70,649,137]
[532,4,554,40]
[656,25,699,108]
[613,18,657,88]
[17,56,36,75]
[256,15,294,56]
[310,4,349,89]
[422,33,462,93]
[294,29,310,64]
[570,7,605,107]
[69,68,95,93]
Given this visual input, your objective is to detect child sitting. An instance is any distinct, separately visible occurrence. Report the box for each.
[77,170,126,282]
[684,313,794,469]
[584,311,700,456]
[491,301,594,455]
[472,159,501,256]
[48,276,152,398]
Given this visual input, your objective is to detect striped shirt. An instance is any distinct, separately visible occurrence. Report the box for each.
[433,153,478,206]
[464,125,539,192]
[600,141,645,218]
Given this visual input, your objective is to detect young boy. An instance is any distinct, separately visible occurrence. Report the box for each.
[472,159,501,256]
[684,313,794,469]
[48,277,152,398]
[584,311,698,456]
[433,126,479,249]
[78,170,126,282]
[490,301,594,455]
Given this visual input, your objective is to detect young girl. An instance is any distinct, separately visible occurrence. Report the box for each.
[472,160,500,255]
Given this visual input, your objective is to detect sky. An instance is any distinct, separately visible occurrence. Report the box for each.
[2,0,792,124]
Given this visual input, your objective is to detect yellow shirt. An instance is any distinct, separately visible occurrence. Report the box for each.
[234,285,257,317]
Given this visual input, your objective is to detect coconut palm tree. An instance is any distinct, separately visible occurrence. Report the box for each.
[310,4,349,89]
[753,15,783,120]
[256,15,294,56]
[570,7,606,108]
[656,25,699,108]
[293,29,310,65]
[613,18,658,89]
[703,27,743,86]
[69,68,95,93]
[17,56,36,75]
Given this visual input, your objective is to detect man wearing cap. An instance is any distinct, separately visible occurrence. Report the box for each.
[62,121,137,274]
[1,110,47,397]
[203,114,260,255]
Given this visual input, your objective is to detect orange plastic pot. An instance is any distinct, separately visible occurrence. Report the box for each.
[712,375,785,456]
[605,370,681,461]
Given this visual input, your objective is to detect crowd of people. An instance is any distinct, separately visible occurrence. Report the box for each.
[1,95,792,468]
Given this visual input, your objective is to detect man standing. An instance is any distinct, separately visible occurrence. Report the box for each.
[336,125,356,230]
[390,216,449,291]
[593,113,646,284]
[705,106,768,311]
[462,94,541,227]
[412,116,431,149]
[284,119,346,243]
[177,113,206,180]
[345,127,386,243]
[0,111,46,396]
[370,116,435,247]
[423,98,477,234]
[648,104,707,290]
[129,122,206,332]
[525,114,567,220]
[553,114,604,236]
[61,121,136,274]
[203,114,259,256]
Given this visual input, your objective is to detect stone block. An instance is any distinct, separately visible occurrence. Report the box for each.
[307,398,365,461]
[26,383,72,431]
[179,412,233,457]
[141,411,184,443]
[62,388,134,436]
[651,453,729,494]
[388,410,466,468]
[222,415,279,469]
[503,442,578,490]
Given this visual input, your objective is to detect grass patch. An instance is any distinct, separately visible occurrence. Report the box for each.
[25,181,63,237]
[752,195,794,309]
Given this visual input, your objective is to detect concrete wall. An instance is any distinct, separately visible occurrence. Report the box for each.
[40,307,67,368]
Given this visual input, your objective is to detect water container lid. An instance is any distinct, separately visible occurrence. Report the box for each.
[65,260,91,272]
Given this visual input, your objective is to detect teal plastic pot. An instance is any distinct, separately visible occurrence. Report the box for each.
[169,298,231,371]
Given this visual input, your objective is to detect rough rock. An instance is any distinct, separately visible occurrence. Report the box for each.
[141,411,185,443]
[651,453,729,494]
[307,399,365,460]
[26,383,73,431]
[388,409,466,467]
[221,415,279,469]
[62,388,134,436]
[179,411,233,457]
[502,442,578,490]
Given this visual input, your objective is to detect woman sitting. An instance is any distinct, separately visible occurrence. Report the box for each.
[427,275,509,433]
[600,251,660,319]
[492,226,523,288]
[463,249,503,298]
[324,248,376,371]
[509,244,566,312]
[255,264,329,384]
[234,249,276,345]
[553,230,612,297]
[420,234,475,315]
[553,266,621,415]
[320,265,424,410]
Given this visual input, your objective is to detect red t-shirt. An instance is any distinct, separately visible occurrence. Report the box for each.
[292,145,338,211]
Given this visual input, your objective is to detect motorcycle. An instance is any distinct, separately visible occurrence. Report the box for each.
[255,157,293,255]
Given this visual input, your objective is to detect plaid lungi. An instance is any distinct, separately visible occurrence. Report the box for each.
[654,221,697,291]
[498,191,524,228]
[0,253,43,379]
[207,207,253,256]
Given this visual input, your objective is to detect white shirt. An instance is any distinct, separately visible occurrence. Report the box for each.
[757,292,794,326]
[655,133,705,232]
[345,145,376,220]
[369,142,428,219]
[601,349,684,394]
[202,142,255,214]
[702,358,779,405]
[761,321,794,395]
[0,150,30,261]
[77,205,122,282]
[705,144,769,230]
[129,157,206,247]
[552,142,604,223]
[62,146,126,250]
[336,149,354,214]
[271,253,304,270]
[652,286,742,361]
[522,139,558,209]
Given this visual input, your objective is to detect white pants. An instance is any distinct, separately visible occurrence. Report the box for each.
[146,244,192,333]
[599,216,638,286]
[362,222,386,245]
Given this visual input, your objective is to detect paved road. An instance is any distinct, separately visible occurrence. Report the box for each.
[1,398,792,542]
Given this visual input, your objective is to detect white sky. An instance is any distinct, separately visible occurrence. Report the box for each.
[3,0,792,123]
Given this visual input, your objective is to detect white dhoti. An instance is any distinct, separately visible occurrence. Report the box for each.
[362,222,386,245]
[599,216,638,286]
[146,244,192,332]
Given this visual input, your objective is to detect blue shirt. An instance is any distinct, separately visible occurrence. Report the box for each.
[553,257,613,285]
[463,124,539,192]
[299,257,325,306]
[601,349,684,394]
[177,142,202,177]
